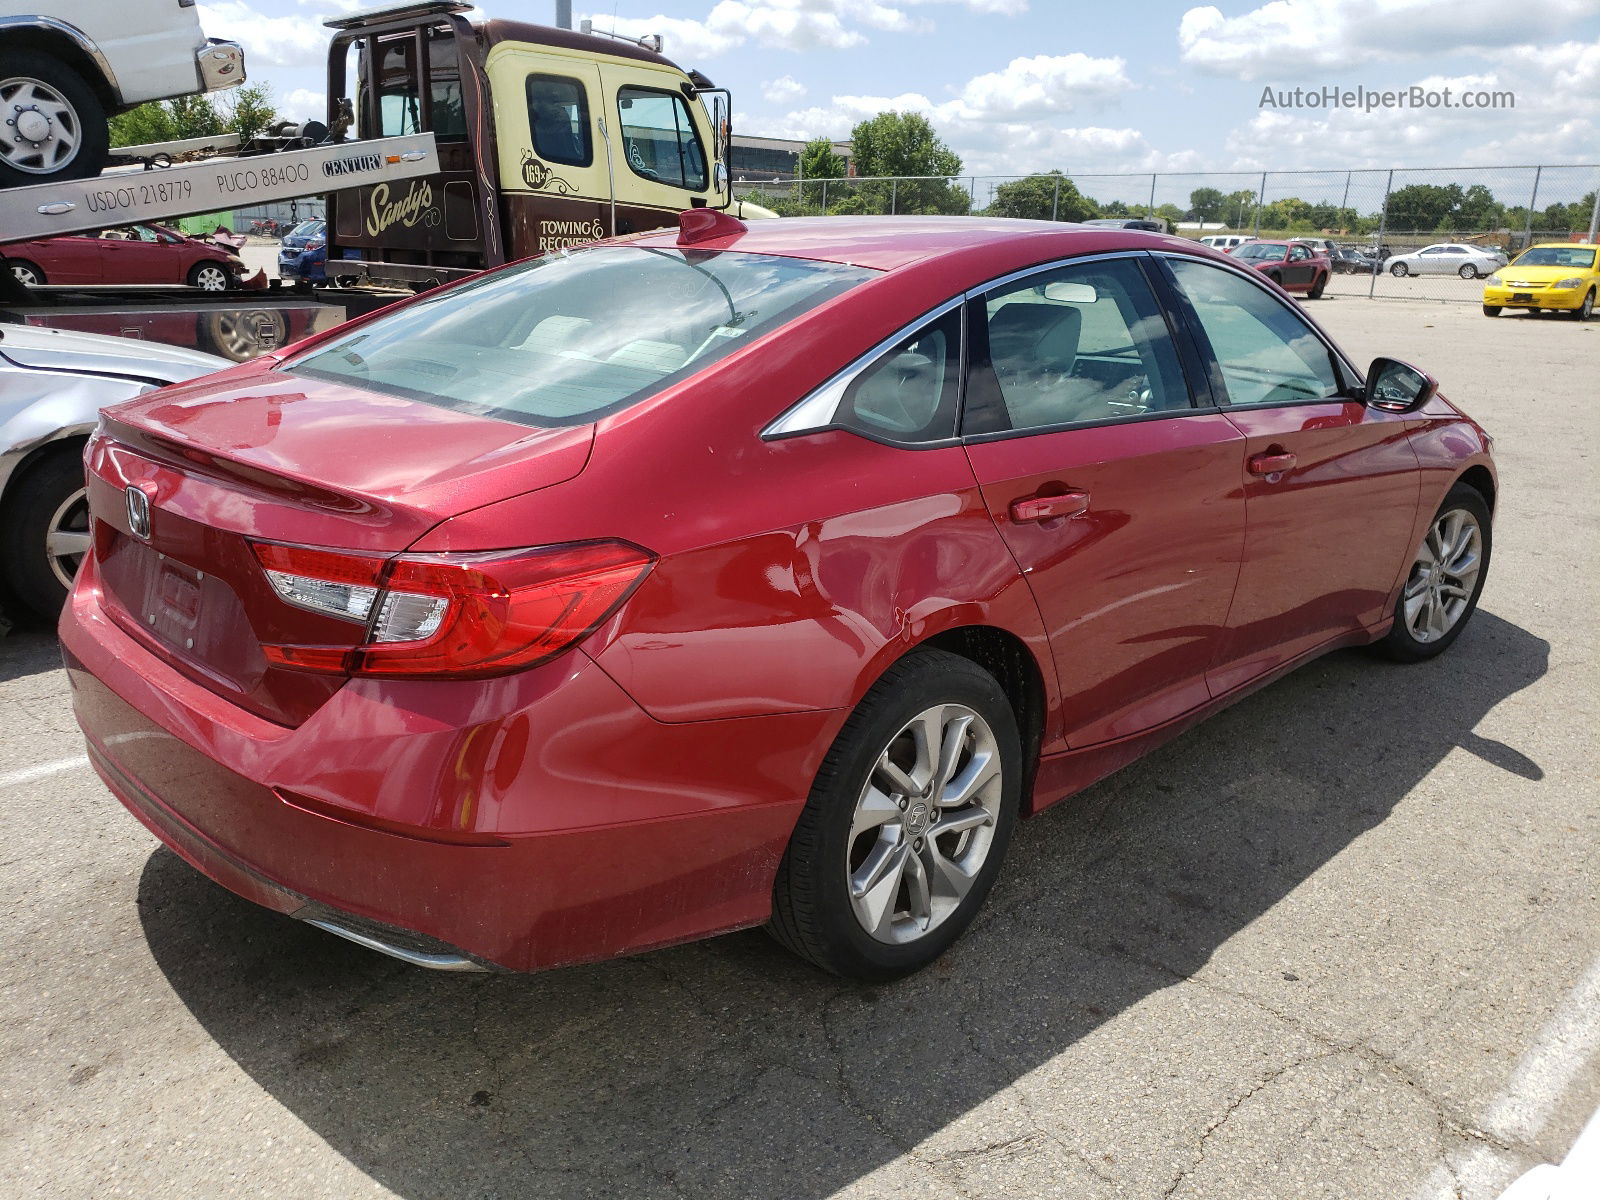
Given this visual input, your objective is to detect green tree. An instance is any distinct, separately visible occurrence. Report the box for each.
[215,83,278,145]
[1384,182,1464,232]
[109,83,276,149]
[797,137,846,211]
[846,111,969,215]
[986,171,1097,222]
[1188,186,1226,222]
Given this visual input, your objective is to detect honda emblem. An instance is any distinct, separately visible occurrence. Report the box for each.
[125,486,151,541]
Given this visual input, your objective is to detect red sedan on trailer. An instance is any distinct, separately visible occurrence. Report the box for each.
[4,223,262,290]
[62,214,1495,981]
[1228,238,1331,298]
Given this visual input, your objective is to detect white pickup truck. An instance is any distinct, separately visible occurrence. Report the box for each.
[0,1,245,186]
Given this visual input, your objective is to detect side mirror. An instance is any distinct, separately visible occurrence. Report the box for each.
[1365,357,1437,413]
[714,160,729,196]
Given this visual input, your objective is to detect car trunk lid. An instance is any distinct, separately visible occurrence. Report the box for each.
[84,367,593,726]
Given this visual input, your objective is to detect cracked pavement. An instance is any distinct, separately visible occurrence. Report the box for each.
[1,296,1596,1198]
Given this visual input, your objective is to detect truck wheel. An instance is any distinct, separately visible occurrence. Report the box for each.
[1,444,89,620]
[0,51,109,187]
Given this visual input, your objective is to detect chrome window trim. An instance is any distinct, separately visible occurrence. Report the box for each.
[761,295,966,441]
[1154,250,1367,395]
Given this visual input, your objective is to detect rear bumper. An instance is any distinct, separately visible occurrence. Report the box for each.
[62,563,836,972]
[196,40,245,93]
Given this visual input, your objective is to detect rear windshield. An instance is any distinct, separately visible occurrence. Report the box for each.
[286,247,875,427]
[1234,243,1286,261]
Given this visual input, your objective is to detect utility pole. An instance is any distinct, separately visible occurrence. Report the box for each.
[1588,187,1599,243]
[555,0,571,28]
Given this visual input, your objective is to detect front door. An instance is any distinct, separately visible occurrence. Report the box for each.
[960,254,1247,747]
[1160,255,1422,694]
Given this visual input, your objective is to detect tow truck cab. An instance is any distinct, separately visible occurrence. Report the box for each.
[324,1,740,289]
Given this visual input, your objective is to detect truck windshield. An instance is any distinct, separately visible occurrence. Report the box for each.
[286,248,876,427]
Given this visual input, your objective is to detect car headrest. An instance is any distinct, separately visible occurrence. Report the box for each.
[987,303,1083,373]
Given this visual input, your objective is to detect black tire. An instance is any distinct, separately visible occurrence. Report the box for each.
[187,261,232,291]
[1390,262,1409,277]
[1458,264,1479,279]
[1573,289,1595,321]
[1482,304,1502,317]
[0,50,109,187]
[769,649,1022,981]
[1374,483,1492,663]
[0,444,89,620]
[7,259,45,286]
[1307,271,1327,299]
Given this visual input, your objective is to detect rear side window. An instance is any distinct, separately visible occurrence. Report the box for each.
[964,257,1191,435]
[527,74,591,168]
[287,248,875,427]
[618,86,707,191]
[835,309,961,442]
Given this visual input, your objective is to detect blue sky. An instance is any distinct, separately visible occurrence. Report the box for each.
[200,0,1599,193]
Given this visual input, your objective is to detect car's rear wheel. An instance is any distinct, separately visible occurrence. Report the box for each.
[189,262,231,291]
[0,52,108,187]
[1458,264,1479,280]
[1390,262,1409,277]
[0,444,89,620]
[1375,484,1491,663]
[769,649,1021,981]
[1308,272,1327,299]
[1573,289,1595,321]
[1482,304,1502,317]
[8,260,44,286]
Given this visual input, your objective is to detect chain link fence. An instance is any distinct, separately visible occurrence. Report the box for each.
[737,163,1600,304]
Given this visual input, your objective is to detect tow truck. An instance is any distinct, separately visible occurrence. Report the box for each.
[2,1,764,344]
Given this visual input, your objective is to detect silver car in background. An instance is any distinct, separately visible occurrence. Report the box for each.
[0,323,226,619]
[1385,243,1509,279]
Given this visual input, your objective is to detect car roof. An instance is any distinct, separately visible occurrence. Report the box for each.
[625,216,1220,277]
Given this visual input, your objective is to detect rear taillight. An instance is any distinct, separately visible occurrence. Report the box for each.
[251,539,654,679]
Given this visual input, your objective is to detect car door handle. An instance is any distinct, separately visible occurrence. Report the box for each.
[1247,451,1297,476]
[1010,491,1090,523]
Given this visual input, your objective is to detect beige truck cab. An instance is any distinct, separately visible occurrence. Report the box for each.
[323,2,762,289]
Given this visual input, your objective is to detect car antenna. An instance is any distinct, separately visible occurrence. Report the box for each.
[677,209,747,246]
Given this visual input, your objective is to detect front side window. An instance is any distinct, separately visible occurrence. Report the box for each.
[287,248,874,427]
[526,74,591,167]
[1166,257,1342,407]
[617,86,707,191]
[964,257,1191,435]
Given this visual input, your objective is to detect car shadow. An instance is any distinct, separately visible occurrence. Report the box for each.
[0,623,64,683]
[137,609,1548,1198]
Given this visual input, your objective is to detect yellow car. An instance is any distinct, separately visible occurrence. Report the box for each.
[1482,242,1598,320]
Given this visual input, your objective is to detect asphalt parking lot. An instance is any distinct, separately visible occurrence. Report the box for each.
[1,295,1595,1200]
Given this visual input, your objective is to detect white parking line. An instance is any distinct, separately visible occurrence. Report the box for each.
[1410,957,1600,1198]
[0,756,89,788]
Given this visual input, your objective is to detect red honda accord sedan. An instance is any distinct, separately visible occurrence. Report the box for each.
[62,215,1495,981]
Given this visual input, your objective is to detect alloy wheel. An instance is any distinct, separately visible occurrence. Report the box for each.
[10,263,39,285]
[0,76,80,175]
[846,703,1003,945]
[1401,507,1483,643]
[44,485,89,591]
[193,265,230,291]
[1458,264,1478,279]
[1391,262,1408,277]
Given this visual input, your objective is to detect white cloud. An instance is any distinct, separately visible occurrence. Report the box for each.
[1179,0,1596,79]
[952,53,1132,120]
[762,75,809,104]
[197,1,329,67]
[284,88,327,120]
[904,0,1029,12]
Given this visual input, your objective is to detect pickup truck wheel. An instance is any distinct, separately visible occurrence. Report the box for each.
[189,262,231,291]
[0,52,108,187]
[1,445,89,620]
[8,260,45,285]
